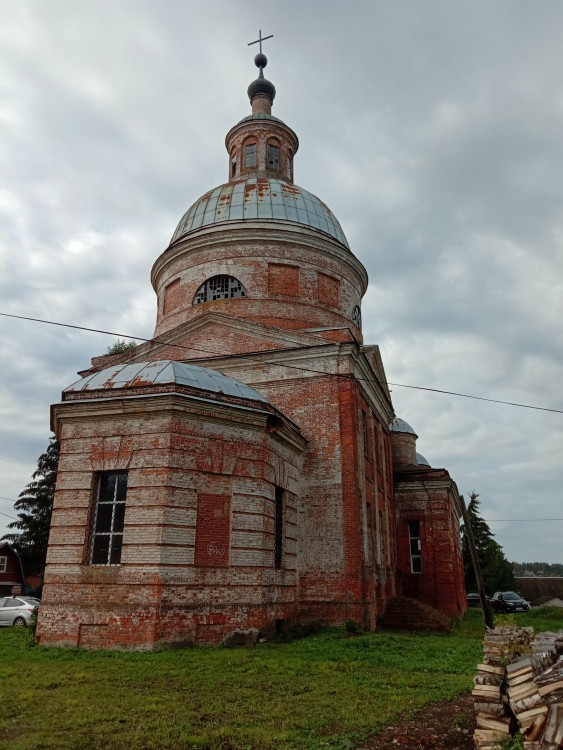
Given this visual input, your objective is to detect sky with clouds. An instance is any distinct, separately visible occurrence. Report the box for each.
[1,0,562,564]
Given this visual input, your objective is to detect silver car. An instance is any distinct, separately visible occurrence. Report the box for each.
[0,596,40,627]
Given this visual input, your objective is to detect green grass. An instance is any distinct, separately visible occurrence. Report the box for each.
[0,614,488,750]
[494,605,563,633]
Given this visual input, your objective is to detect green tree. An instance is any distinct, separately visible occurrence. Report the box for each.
[107,339,137,354]
[461,492,517,595]
[1,437,59,578]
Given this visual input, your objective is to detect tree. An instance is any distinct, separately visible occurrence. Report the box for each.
[461,492,517,595]
[1,437,59,578]
[107,339,137,354]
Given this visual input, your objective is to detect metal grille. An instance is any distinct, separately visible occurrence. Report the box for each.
[352,305,362,328]
[89,472,127,565]
[274,487,283,570]
[193,275,246,305]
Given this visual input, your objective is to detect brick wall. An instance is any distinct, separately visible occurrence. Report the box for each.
[37,390,306,649]
[151,228,367,342]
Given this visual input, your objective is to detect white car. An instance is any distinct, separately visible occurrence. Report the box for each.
[0,596,40,627]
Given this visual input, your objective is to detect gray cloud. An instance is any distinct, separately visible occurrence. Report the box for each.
[1,0,562,562]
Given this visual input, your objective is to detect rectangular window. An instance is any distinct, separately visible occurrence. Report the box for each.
[408,520,422,573]
[268,144,279,169]
[274,487,283,570]
[244,143,256,168]
[90,472,127,565]
[362,411,369,457]
[0,556,6,573]
[231,155,237,178]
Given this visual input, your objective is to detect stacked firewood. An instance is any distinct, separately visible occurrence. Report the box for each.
[472,626,563,749]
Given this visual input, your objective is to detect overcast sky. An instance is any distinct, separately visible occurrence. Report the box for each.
[1,1,562,564]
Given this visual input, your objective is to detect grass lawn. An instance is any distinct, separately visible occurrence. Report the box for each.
[0,608,560,750]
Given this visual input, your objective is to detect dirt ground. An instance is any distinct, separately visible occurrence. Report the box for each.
[361,692,475,750]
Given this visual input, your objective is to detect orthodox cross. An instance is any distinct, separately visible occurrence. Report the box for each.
[248,30,273,54]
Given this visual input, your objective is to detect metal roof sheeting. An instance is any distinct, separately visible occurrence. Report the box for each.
[390,417,417,435]
[64,360,269,403]
[170,178,350,249]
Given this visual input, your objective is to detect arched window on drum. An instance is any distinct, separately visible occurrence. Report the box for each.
[193,275,247,305]
[352,305,362,329]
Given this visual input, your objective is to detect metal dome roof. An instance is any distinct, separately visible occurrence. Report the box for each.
[170,178,350,249]
[416,452,430,467]
[390,417,418,435]
[64,360,269,403]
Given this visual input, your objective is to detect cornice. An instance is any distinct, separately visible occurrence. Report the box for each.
[225,118,299,152]
[151,222,368,293]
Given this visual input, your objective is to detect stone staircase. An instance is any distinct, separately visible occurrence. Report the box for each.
[379,597,454,633]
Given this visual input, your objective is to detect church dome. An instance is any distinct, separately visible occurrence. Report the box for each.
[64,360,269,404]
[169,177,350,250]
[390,417,417,435]
[416,452,430,467]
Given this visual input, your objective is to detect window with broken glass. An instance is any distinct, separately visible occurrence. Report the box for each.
[89,472,127,565]
[268,144,279,170]
[244,143,257,168]
[193,275,246,304]
[408,520,422,573]
[352,305,362,329]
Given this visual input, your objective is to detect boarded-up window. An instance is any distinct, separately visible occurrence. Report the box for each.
[194,493,231,567]
[318,273,340,307]
[268,263,300,296]
[163,278,182,314]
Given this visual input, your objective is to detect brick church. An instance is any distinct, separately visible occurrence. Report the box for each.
[37,48,466,649]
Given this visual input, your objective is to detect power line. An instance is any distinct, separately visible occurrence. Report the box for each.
[0,510,18,521]
[484,518,563,522]
[2,310,563,415]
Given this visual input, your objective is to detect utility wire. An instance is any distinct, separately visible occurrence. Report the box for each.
[2,311,563,415]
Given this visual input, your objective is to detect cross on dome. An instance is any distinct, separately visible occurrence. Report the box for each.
[247,29,273,55]
[246,29,276,111]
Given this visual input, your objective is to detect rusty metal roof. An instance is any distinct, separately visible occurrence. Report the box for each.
[170,178,350,249]
[64,360,269,403]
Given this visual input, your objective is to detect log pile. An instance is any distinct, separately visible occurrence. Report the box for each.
[472,626,563,749]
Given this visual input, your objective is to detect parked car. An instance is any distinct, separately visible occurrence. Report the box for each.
[0,596,40,627]
[491,591,530,613]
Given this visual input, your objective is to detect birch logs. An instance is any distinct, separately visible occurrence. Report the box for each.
[472,626,563,749]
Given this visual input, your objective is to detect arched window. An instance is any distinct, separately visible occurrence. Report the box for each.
[193,275,247,304]
[267,141,280,170]
[243,139,257,168]
[352,305,362,329]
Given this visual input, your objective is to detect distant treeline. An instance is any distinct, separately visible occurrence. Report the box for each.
[513,562,563,576]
